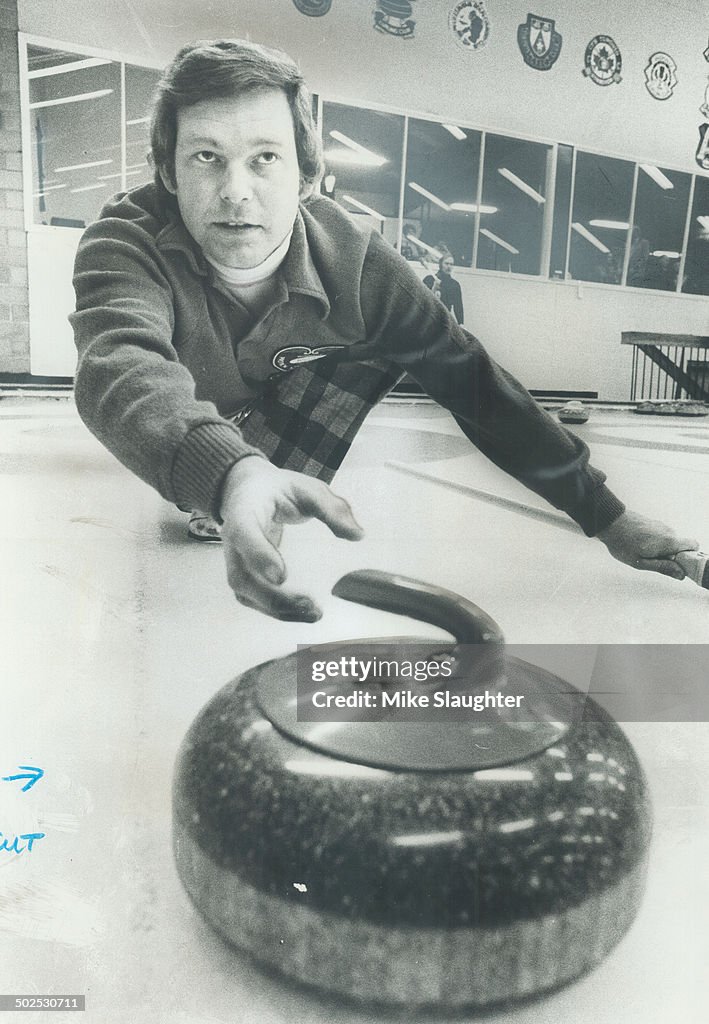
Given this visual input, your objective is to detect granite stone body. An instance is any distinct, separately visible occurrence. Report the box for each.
[173,652,652,1008]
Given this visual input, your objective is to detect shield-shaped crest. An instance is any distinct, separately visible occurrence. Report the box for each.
[517,13,562,71]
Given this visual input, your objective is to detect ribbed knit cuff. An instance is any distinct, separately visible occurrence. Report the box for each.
[172,421,265,519]
[567,484,626,537]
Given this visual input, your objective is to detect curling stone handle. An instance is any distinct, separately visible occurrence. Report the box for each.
[332,570,504,647]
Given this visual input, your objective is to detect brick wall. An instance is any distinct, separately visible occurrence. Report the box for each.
[0,0,29,373]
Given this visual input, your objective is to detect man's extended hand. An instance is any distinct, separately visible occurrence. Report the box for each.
[219,457,363,621]
[597,510,699,580]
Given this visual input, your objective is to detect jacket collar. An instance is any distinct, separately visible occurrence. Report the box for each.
[155,206,330,319]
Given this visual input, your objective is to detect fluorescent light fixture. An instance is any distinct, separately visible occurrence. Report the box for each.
[640,164,674,190]
[572,222,610,254]
[126,116,149,126]
[323,148,384,167]
[70,183,108,193]
[480,228,519,254]
[404,234,444,259]
[126,163,147,171]
[328,130,386,166]
[408,181,451,211]
[55,159,113,173]
[498,167,545,204]
[442,123,467,141]
[697,216,709,230]
[391,831,464,848]
[96,169,144,181]
[589,219,630,230]
[650,250,681,258]
[33,183,67,195]
[30,88,113,109]
[341,194,385,221]
[28,57,112,79]
[450,202,497,214]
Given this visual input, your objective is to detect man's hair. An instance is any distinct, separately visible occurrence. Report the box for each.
[150,39,323,197]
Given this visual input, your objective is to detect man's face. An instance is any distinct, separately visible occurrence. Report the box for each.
[441,257,454,275]
[164,88,301,269]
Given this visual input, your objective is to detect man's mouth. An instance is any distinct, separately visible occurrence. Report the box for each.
[214,221,260,231]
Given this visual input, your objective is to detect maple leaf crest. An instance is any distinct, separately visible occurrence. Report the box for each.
[593,46,612,71]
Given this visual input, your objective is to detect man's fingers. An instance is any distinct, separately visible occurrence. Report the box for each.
[672,537,700,555]
[636,557,685,580]
[224,516,287,586]
[232,578,321,622]
[291,479,364,540]
[218,463,362,621]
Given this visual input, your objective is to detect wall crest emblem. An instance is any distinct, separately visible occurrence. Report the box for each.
[644,52,677,100]
[373,0,416,38]
[292,0,332,15]
[583,35,622,86]
[517,13,562,71]
[449,1,491,52]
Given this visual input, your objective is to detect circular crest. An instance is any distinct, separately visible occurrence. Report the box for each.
[449,0,491,52]
[583,34,622,86]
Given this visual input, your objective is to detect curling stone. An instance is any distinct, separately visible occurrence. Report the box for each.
[173,571,651,1010]
[558,400,590,424]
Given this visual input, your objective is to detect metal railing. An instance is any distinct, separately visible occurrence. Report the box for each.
[622,333,709,402]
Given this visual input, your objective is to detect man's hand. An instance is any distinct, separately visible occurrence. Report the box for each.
[597,510,699,580]
[219,457,363,621]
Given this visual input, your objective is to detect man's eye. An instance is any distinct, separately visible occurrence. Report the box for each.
[256,152,279,165]
[195,151,217,163]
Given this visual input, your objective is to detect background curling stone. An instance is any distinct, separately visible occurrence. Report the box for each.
[558,400,590,424]
[173,570,652,1010]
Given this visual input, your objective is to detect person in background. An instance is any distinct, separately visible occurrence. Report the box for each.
[71,38,697,622]
[438,251,465,319]
[424,253,464,323]
[627,225,651,288]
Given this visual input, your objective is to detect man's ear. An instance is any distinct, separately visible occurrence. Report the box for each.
[159,166,177,195]
[299,173,317,201]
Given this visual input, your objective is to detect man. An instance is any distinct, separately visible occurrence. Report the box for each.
[424,254,464,323]
[71,39,696,623]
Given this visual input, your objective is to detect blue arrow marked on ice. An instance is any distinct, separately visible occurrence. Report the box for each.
[2,766,45,792]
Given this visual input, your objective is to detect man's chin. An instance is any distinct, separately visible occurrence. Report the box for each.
[205,244,264,271]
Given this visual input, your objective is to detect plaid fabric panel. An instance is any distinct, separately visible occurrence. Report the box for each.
[239,357,403,482]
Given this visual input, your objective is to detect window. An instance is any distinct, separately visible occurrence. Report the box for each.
[320,101,404,249]
[124,64,161,189]
[28,45,121,227]
[568,152,634,286]
[476,134,552,276]
[682,175,709,296]
[630,164,691,292]
[402,118,481,267]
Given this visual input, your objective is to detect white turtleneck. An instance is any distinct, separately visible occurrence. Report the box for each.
[205,228,293,320]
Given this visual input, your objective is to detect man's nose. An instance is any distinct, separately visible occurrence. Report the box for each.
[219,163,255,205]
